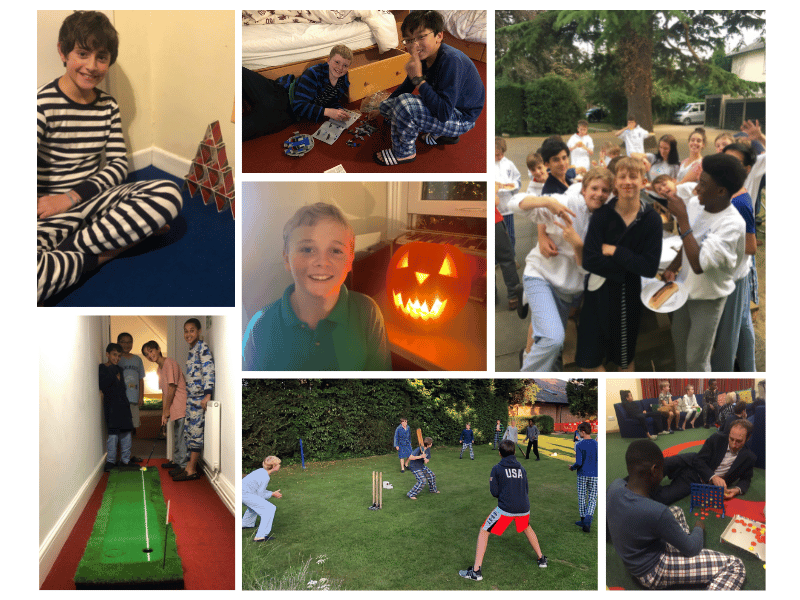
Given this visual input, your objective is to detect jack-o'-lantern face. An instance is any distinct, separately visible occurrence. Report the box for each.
[386,242,471,323]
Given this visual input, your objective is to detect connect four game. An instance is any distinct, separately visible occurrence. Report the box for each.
[690,483,725,518]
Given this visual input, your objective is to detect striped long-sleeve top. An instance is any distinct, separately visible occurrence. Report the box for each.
[37,78,128,201]
[277,62,349,122]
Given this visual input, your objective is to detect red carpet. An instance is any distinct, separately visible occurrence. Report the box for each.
[725,498,766,523]
[662,440,704,457]
[41,461,234,590]
[242,59,487,174]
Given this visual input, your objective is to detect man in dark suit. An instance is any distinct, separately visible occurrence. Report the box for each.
[651,420,756,505]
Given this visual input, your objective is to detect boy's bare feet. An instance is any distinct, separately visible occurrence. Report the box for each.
[96,224,171,265]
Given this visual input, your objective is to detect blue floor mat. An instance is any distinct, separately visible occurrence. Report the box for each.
[47,166,235,307]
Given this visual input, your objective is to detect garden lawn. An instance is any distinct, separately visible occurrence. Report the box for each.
[242,435,597,590]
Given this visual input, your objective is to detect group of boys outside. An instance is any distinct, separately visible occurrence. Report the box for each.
[243,417,598,584]
[99,319,215,482]
[496,113,765,373]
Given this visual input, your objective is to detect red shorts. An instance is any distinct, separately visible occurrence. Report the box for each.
[482,507,530,536]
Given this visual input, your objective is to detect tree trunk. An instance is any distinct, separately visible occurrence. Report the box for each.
[618,23,654,132]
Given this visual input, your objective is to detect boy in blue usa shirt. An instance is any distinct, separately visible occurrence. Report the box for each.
[375,10,485,166]
[459,440,548,581]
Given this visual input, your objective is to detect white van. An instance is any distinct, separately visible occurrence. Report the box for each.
[673,102,705,125]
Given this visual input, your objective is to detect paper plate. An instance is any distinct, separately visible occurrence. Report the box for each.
[641,279,688,313]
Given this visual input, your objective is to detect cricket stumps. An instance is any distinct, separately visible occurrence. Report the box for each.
[369,471,383,510]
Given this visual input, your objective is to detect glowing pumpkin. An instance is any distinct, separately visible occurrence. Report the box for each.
[386,242,471,324]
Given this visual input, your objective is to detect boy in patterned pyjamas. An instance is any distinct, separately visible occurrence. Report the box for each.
[174,318,215,481]
[459,422,475,460]
[568,422,598,532]
[242,456,283,542]
[607,439,745,590]
[407,437,439,500]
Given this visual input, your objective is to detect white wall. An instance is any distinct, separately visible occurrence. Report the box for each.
[732,48,766,84]
[39,315,105,585]
[242,181,405,329]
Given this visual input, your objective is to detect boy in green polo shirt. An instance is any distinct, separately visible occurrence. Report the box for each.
[242,202,391,371]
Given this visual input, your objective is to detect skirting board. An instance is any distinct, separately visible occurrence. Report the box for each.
[39,457,106,588]
[202,464,236,515]
[130,147,192,180]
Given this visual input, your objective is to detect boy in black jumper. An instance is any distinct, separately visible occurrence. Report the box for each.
[99,343,135,471]
[459,440,547,581]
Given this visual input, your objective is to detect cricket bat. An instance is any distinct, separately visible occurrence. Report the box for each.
[415,428,429,466]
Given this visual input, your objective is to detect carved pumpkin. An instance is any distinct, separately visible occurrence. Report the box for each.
[386,242,471,324]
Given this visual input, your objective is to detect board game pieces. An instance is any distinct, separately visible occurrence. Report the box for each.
[183,120,235,219]
[690,483,726,518]
[721,515,766,561]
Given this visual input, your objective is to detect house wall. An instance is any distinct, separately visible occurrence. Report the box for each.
[511,403,585,424]
[731,49,766,84]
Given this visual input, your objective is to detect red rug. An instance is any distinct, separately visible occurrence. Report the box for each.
[242,59,487,174]
[662,440,704,457]
[41,462,234,590]
[724,498,766,524]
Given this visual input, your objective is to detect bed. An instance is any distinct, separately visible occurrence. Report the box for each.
[242,10,399,70]
[440,10,487,62]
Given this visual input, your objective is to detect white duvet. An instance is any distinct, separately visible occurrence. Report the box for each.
[242,10,398,70]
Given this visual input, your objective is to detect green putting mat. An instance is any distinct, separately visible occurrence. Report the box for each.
[74,468,184,589]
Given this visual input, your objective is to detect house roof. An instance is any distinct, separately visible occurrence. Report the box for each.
[533,378,568,404]
[726,40,765,58]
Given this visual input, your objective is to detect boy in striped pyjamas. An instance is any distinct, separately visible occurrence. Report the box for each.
[37,11,182,303]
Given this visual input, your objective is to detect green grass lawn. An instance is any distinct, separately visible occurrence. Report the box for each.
[606,430,765,590]
[242,435,597,590]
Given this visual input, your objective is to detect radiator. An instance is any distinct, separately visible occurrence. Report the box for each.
[205,401,222,473]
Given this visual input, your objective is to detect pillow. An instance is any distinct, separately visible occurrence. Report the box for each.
[358,10,399,53]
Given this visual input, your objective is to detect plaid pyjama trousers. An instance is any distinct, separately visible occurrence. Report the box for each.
[577,475,598,518]
[460,442,474,459]
[407,467,437,498]
[37,179,182,302]
[638,506,746,590]
[379,94,476,159]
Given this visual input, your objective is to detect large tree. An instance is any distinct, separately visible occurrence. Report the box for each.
[498,10,765,129]
[566,379,598,419]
